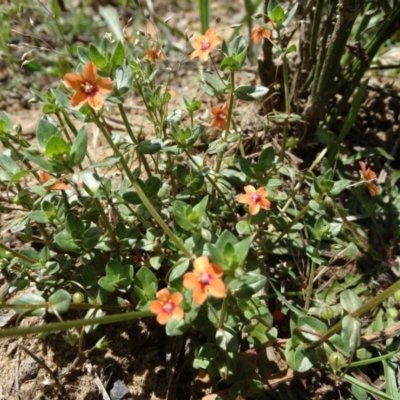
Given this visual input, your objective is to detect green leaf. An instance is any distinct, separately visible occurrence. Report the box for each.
[98,276,116,292]
[134,267,157,301]
[98,5,124,41]
[168,258,190,282]
[216,325,238,352]
[227,273,267,297]
[12,294,46,316]
[234,85,269,101]
[137,139,162,154]
[0,153,19,181]
[82,227,102,250]
[298,316,327,342]
[89,44,108,69]
[48,289,71,314]
[270,5,285,24]
[22,151,66,173]
[77,47,90,64]
[105,259,133,288]
[173,201,196,231]
[340,289,362,313]
[342,315,361,350]
[116,61,133,91]
[36,118,59,150]
[29,210,50,223]
[65,213,85,238]
[45,135,70,158]
[54,230,81,253]
[68,126,87,167]
[111,40,125,68]
[0,112,13,133]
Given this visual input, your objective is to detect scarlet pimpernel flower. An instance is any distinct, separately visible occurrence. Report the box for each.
[190,28,222,62]
[149,288,184,325]
[251,24,272,45]
[63,62,113,110]
[183,256,226,305]
[359,161,378,197]
[145,47,166,62]
[210,101,228,130]
[39,171,69,191]
[237,185,271,215]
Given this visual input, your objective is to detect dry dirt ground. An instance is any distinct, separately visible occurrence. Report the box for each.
[1,1,400,400]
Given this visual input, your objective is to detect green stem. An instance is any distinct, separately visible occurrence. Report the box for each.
[266,204,311,252]
[218,296,229,328]
[0,242,38,264]
[90,110,191,259]
[278,30,291,162]
[310,279,400,350]
[304,241,321,312]
[185,151,235,214]
[116,104,152,178]
[0,310,153,339]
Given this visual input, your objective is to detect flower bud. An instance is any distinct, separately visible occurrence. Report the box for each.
[386,307,398,320]
[329,352,345,370]
[320,305,335,320]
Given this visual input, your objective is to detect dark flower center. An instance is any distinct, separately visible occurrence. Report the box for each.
[201,40,211,51]
[250,193,260,203]
[82,82,94,94]
[198,271,211,285]
[162,301,174,314]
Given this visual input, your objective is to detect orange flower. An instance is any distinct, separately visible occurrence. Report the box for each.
[63,62,113,110]
[190,28,222,62]
[237,185,271,215]
[39,171,69,191]
[145,47,166,62]
[251,24,272,45]
[149,288,184,325]
[359,161,378,197]
[210,101,228,130]
[183,256,226,305]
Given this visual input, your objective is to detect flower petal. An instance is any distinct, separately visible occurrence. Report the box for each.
[156,312,170,325]
[210,263,224,278]
[183,272,198,289]
[249,202,261,216]
[171,307,184,320]
[193,285,208,305]
[237,194,251,204]
[50,181,69,191]
[256,187,268,197]
[95,77,113,94]
[193,255,210,273]
[244,185,256,195]
[156,288,171,301]
[70,90,89,108]
[39,171,51,184]
[82,61,98,83]
[88,92,105,110]
[149,300,163,314]
[63,73,84,90]
[259,198,271,210]
[208,278,226,298]
[170,292,183,306]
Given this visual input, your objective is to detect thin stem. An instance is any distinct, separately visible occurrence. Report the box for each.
[278,29,291,163]
[310,279,400,350]
[90,109,192,259]
[116,104,152,178]
[304,241,321,312]
[0,242,38,264]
